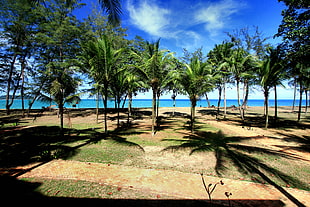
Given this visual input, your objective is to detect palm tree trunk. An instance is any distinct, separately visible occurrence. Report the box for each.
[190,97,196,133]
[241,80,249,118]
[292,78,297,111]
[205,93,210,107]
[59,102,64,135]
[128,92,132,124]
[297,83,303,122]
[237,80,244,121]
[223,81,227,119]
[264,90,269,129]
[151,87,157,136]
[216,86,222,119]
[103,91,108,134]
[96,92,99,124]
[305,90,308,115]
[274,85,278,126]
[156,91,160,120]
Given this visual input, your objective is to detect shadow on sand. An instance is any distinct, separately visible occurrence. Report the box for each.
[163,130,308,207]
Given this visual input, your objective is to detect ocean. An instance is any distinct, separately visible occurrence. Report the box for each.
[0,98,307,110]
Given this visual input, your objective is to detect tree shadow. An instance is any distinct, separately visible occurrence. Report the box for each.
[0,125,104,168]
[163,130,308,207]
[0,174,286,206]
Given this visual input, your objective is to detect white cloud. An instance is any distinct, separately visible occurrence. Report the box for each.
[127,0,171,37]
[195,0,245,36]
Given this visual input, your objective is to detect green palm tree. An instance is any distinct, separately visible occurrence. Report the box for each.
[224,48,251,121]
[48,73,81,133]
[207,42,233,119]
[132,39,174,135]
[80,35,124,134]
[258,47,284,128]
[178,57,212,132]
[125,73,146,123]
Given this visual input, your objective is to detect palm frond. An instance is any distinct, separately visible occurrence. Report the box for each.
[99,0,122,26]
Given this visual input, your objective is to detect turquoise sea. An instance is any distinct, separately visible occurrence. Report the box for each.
[0,99,307,110]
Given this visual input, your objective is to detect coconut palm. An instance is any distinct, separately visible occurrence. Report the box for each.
[178,57,212,132]
[125,72,146,123]
[48,73,81,133]
[258,47,285,128]
[224,48,251,121]
[80,35,124,134]
[132,39,174,135]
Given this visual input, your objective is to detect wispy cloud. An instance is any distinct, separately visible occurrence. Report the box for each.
[195,0,246,36]
[126,0,245,52]
[126,0,202,51]
[127,0,171,37]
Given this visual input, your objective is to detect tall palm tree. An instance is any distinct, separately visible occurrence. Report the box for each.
[258,47,284,128]
[207,42,233,119]
[80,35,124,134]
[225,48,251,121]
[132,39,174,136]
[178,57,212,132]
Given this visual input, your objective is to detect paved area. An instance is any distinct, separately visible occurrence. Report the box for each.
[12,159,310,207]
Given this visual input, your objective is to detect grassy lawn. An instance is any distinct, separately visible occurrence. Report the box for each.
[21,177,177,199]
[1,107,310,193]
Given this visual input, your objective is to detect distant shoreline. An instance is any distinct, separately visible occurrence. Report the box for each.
[0,98,307,110]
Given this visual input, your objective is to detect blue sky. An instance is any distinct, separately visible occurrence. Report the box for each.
[77,0,296,100]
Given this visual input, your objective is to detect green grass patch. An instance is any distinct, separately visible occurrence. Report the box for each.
[21,177,176,199]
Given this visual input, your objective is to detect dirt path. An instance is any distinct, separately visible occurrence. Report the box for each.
[15,159,310,207]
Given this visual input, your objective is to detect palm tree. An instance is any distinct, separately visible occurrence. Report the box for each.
[207,42,233,119]
[225,48,251,121]
[178,57,212,132]
[132,39,174,136]
[48,73,81,133]
[80,35,124,134]
[125,72,146,123]
[258,47,284,128]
